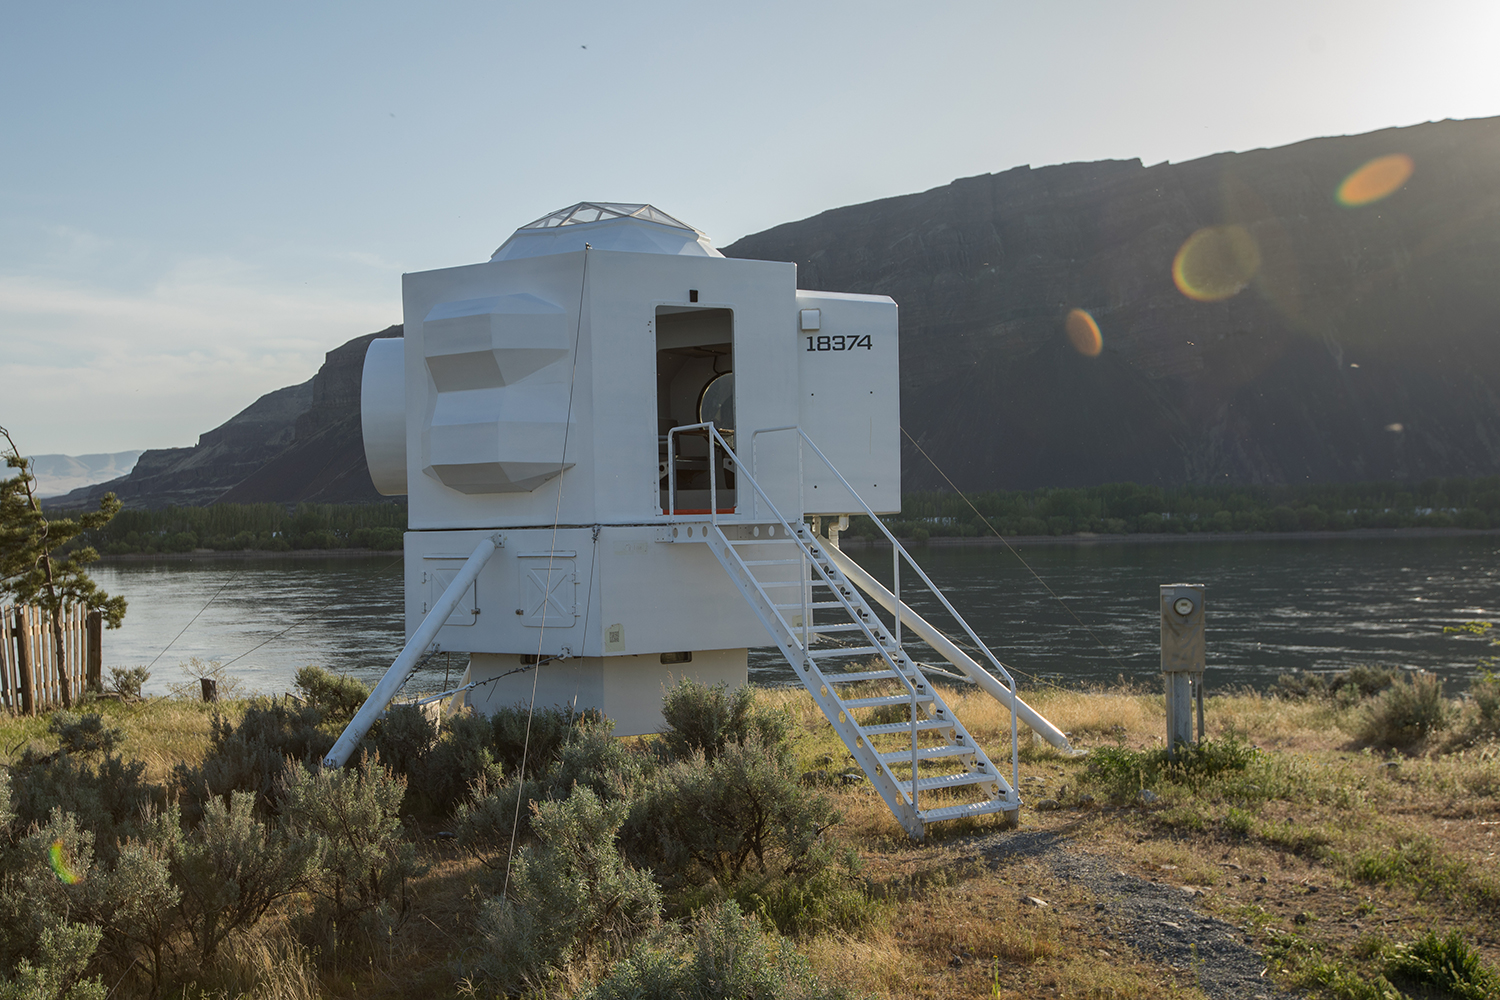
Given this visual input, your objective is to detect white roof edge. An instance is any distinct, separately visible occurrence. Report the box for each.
[796,289,898,305]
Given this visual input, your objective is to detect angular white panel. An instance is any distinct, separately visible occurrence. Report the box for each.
[420,293,576,494]
[424,293,568,391]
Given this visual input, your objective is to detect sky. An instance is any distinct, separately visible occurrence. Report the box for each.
[3,0,1498,457]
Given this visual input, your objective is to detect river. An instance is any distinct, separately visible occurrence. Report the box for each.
[90,534,1500,699]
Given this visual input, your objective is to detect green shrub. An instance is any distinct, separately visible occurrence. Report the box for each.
[86,811,181,993]
[292,665,369,727]
[471,788,661,994]
[585,900,852,1000]
[1274,666,1400,705]
[1357,672,1449,750]
[106,667,149,700]
[1385,930,1499,1000]
[490,702,603,781]
[1082,736,1262,803]
[176,699,334,819]
[12,806,182,994]
[621,733,859,934]
[1468,669,1500,735]
[373,706,502,817]
[741,846,879,938]
[173,791,321,963]
[455,714,644,854]
[9,717,161,863]
[659,679,793,763]
[369,703,438,776]
[1332,666,1404,704]
[0,923,106,1000]
[280,755,420,963]
[43,712,121,758]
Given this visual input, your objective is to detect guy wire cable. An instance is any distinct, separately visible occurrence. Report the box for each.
[562,523,601,747]
[145,569,242,671]
[220,553,404,668]
[505,244,591,899]
[900,425,1133,677]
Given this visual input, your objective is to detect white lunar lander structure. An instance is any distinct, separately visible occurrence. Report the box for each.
[328,202,1073,838]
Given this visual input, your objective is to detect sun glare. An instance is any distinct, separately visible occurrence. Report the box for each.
[1065,308,1103,357]
[1172,225,1261,302]
[49,839,82,884]
[1337,154,1414,207]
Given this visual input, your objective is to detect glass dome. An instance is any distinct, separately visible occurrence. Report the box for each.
[492,202,721,261]
[518,202,699,233]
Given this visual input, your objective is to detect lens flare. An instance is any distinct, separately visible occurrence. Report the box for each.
[1337,154,1413,207]
[1064,309,1102,357]
[1172,225,1261,302]
[48,840,82,885]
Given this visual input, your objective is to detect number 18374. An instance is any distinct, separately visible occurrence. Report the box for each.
[806,335,872,352]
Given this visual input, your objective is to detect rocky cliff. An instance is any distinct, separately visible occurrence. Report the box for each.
[52,117,1500,507]
[723,116,1500,491]
[50,326,402,509]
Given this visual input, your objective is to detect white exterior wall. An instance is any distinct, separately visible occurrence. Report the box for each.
[403,526,768,659]
[796,291,901,516]
[384,217,901,731]
[465,648,747,737]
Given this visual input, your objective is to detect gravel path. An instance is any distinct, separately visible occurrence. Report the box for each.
[969,830,1300,1000]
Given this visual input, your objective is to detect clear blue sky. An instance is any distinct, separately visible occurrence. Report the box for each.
[3,0,1496,455]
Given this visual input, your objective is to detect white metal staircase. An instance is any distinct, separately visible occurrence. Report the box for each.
[662,423,1024,840]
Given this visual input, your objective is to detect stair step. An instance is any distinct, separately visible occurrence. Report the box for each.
[876,743,979,764]
[861,717,955,736]
[842,692,935,710]
[897,769,997,794]
[727,536,799,545]
[808,645,895,660]
[823,668,907,684]
[741,558,806,567]
[772,601,846,611]
[918,798,1019,824]
[809,622,883,634]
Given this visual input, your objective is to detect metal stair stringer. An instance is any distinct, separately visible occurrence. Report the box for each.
[696,518,1020,840]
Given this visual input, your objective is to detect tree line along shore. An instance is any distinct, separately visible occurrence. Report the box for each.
[61,475,1500,555]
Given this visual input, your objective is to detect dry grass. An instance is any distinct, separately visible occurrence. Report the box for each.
[0,692,238,780]
[6,679,1500,999]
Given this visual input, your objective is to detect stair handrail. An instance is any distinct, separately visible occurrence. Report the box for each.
[671,421,927,811]
[750,425,1021,798]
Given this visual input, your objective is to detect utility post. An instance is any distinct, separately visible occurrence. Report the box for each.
[1160,583,1205,758]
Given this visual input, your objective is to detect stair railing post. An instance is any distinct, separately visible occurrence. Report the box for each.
[667,426,679,516]
[709,423,718,525]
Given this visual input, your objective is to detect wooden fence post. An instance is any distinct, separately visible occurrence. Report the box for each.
[86,610,103,694]
[0,606,12,713]
[17,607,35,716]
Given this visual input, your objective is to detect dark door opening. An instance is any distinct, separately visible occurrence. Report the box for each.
[656,306,734,513]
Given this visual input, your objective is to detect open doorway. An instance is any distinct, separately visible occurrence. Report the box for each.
[656,306,734,513]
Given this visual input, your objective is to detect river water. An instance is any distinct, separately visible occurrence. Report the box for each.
[91,534,1500,698]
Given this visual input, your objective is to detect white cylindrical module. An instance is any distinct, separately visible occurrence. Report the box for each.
[361,337,408,496]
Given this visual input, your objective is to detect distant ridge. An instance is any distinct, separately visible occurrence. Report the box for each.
[723,116,1500,491]
[49,327,402,510]
[51,116,1500,507]
[29,451,143,498]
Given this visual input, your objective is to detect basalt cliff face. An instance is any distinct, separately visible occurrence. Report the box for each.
[51,327,402,510]
[723,116,1500,491]
[54,117,1500,508]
